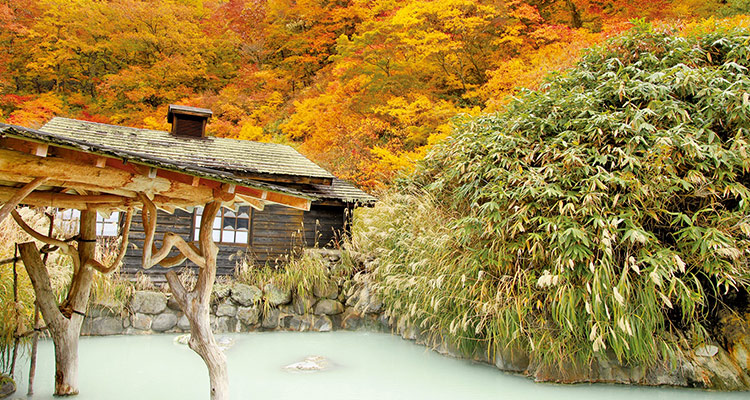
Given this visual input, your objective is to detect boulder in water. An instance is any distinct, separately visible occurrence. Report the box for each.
[174,334,235,351]
[283,355,332,372]
[0,374,15,399]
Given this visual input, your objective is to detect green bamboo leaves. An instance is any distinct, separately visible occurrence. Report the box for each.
[354,22,750,369]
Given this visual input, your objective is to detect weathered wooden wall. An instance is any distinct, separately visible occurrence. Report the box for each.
[121,204,348,277]
[302,205,348,248]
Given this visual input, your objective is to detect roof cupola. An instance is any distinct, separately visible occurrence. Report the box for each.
[167,105,212,137]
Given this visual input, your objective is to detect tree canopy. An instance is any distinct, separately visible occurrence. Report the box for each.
[2,0,747,189]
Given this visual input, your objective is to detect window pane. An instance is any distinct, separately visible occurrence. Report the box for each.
[225,210,235,218]
[212,230,221,242]
[236,231,248,243]
[194,229,200,241]
[102,223,117,236]
[237,218,249,230]
[196,207,203,216]
[213,216,221,229]
[238,211,249,219]
[222,230,235,243]
[223,217,236,230]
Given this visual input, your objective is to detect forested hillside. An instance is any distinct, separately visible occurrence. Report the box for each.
[0,0,746,189]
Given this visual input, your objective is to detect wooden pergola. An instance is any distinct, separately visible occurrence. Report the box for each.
[0,122,314,399]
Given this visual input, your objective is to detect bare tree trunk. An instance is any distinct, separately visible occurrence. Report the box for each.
[53,328,80,395]
[19,210,96,396]
[164,200,229,400]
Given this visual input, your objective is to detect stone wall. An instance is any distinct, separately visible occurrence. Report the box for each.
[82,252,386,336]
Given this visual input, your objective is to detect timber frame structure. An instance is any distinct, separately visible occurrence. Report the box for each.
[0,111,375,399]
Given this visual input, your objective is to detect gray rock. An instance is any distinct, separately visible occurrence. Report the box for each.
[87,304,118,318]
[696,345,719,358]
[377,313,390,330]
[213,285,231,300]
[90,317,124,335]
[314,316,333,332]
[288,315,312,331]
[231,283,262,306]
[348,286,382,313]
[290,292,316,315]
[0,374,15,399]
[167,296,182,311]
[360,287,383,313]
[264,283,292,306]
[494,344,529,373]
[283,355,332,372]
[314,299,344,315]
[130,291,167,314]
[174,333,190,345]
[152,313,178,332]
[341,308,362,330]
[131,313,152,331]
[216,302,237,317]
[313,280,339,299]
[262,308,280,329]
[177,315,191,331]
[280,315,294,329]
[215,317,237,333]
[236,307,260,326]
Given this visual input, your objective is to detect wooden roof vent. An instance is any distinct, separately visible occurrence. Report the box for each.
[167,105,213,138]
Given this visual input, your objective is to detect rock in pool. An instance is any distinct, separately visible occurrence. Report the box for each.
[283,355,333,373]
[173,334,235,351]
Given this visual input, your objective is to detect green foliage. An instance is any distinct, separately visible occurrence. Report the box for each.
[235,253,355,298]
[355,23,750,369]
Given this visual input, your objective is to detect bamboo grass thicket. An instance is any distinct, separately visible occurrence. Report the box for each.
[351,19,750,370]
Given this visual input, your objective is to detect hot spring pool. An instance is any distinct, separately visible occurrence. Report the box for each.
[9,332,747,399]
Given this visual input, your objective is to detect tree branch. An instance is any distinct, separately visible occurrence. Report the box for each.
[140,193,204,269]
[11,209,81,273]
[165,270,187,309]
[0,177,46,224]
[195,201,221,302]
[85,207,133,274]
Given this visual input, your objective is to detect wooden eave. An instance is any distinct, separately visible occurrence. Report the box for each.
[0,130,314,212]
[234,172,333,186]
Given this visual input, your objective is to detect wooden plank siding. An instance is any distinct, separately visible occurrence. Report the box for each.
[121,204,348,277]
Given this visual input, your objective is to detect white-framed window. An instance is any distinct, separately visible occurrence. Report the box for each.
[56,209,121,237]
[194,206,251,244]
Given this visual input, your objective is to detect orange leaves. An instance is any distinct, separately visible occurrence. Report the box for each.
[2,0,740,190]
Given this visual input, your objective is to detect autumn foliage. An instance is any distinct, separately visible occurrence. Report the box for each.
[0,0,746,189]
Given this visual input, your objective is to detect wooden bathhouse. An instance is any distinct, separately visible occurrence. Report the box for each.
[1,105,375,277]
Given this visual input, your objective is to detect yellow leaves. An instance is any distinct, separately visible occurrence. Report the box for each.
[237,123,271,142]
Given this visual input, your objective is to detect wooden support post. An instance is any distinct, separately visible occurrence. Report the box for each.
[164,200,229,400]
[18,211,96,396]
[29,211,54,396]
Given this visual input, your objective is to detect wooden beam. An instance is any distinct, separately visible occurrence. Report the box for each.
[236,194,264,211]
[0,148,216,204]
[0,187,129,210]
[35,144,48,157]
[0,177,46,224]
[236,173,332,186]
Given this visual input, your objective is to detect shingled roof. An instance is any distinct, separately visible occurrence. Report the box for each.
[2,117,375,206]
[40,117,335,182]
[0,122,314,201]
[300,179,377,205]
